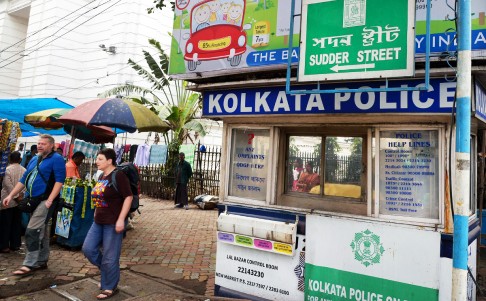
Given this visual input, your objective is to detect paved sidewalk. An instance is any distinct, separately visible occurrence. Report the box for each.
[0,197,219,300]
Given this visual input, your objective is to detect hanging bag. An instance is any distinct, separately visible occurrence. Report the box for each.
[17,152,55,213]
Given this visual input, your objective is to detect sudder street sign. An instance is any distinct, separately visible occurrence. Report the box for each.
[299,0,415,82]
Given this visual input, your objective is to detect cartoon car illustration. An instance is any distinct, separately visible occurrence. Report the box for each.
[184,0,247,71]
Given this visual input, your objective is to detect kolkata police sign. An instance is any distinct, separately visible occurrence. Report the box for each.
[203,79,455,116]
[299,0,415,81]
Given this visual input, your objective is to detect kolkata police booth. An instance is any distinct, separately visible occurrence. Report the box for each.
[169,0,486,300]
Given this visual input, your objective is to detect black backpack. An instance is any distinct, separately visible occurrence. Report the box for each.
[110,162,141,213]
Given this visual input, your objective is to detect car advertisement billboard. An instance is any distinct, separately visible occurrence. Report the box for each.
[169,0,485,78]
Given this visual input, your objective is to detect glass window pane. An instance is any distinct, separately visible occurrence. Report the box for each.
[378,130,439,219]
[287,136,322,194]
[324,137,362,198]
[228,129,270,201]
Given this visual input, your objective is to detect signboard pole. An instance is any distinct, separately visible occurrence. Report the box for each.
[452,0,471,300]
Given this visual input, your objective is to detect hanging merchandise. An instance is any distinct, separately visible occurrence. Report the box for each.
[149,145,168,165]
[0,120,22,176]
[115,144,124,164]
[179,144,196,168]
[73,140,100,159]
[56,184,76,238]
[129,145,138,162]
[134,143,150,167]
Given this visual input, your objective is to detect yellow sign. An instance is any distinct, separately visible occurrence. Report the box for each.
[274,242,293,255]
[252,21,270,47]
[198,36,231,51]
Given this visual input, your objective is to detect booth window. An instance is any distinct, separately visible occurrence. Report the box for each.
[286,135,363,198]
[377,129,440,221]
[228,128,270,202]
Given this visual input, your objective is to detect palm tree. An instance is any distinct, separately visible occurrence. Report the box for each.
[99,39,207,153]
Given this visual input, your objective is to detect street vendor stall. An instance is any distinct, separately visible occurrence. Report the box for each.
[24,108,116,248]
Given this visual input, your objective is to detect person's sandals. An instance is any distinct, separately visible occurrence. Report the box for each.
[34,263,48,270]
[96,288,118,300]
[12,266,34,276]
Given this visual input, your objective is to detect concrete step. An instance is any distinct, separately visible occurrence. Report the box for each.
[50,270,188,300]
[3,289,67,301]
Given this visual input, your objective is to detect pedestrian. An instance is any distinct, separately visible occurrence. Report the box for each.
[66,151,85,179]
[21,144,37,168]
[2,134,66,275]
[17,143,25,157]
[0,151,26,253]
[82,148,132,300]
[174,152,193,210]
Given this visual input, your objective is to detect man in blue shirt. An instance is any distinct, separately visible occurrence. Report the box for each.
[2,134,66,276]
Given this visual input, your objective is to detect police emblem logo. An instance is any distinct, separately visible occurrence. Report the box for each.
[350,229,384,267]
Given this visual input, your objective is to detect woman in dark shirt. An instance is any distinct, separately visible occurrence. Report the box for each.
[82,148,132,300]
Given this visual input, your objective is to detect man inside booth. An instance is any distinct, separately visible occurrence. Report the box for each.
[66,152,85,179]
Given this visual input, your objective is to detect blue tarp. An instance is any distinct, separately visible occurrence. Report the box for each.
[0,98,73,136]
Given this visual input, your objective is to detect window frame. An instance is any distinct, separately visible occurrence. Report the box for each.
[373,125,445,225]
[277,125,369,215]
[224,125,275,206]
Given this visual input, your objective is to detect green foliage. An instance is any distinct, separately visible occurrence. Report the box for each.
[98,39,208,151]
[147,0,175,14]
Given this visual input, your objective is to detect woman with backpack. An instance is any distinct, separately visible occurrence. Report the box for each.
[82,148,132,300]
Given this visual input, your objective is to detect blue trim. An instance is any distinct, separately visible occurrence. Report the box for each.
[457,0,471,51]
[215,285,269,301]
[452,215,470,269]
[441,218,480,259]
[456,96,471,153]
[217,204,306,235]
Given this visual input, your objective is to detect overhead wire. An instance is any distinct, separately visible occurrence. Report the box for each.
[0,0,100,55]
[0,0,123,69]
[58,57,147,97]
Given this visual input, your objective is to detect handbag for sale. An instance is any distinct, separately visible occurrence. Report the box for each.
[17,197,43,213]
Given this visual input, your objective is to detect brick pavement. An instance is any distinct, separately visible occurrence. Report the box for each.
[0,197,218,299]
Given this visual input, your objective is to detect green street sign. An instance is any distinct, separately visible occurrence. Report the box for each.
[299,0,415,82]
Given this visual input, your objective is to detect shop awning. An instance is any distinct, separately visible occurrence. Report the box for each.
[0,98,73,136]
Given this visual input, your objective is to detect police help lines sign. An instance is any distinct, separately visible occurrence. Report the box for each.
[299,0,415,81]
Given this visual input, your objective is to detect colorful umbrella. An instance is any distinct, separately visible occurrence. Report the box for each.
[24,108,116,143]
[24,108,71,129]
[63,124,115,144]
[58,98,170,133]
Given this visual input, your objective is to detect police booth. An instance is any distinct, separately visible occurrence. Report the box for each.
[168,0,486,300]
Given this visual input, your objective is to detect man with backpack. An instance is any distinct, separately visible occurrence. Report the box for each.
[2,134,66,276]
[174,152,193,210]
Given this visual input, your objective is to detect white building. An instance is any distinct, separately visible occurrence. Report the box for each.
[0,0,222,146]
[0,0,173,106]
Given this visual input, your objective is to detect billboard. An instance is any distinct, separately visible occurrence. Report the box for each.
[169,0,486,78]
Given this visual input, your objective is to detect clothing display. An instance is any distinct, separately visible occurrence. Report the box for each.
[149,145,168,165]
[73,140,99,159]
[129,145,138,162]
[0,120,22,176]
[134,143,150,167]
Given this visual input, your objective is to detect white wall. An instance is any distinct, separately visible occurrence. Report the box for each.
[0,0,174,106]
[0,1,29,97]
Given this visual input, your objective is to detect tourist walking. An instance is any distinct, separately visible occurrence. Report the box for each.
[82,148,133,300]
[2,134,66,275]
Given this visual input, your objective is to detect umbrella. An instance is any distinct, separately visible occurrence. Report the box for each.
[63,124,115,144]
[24,108,72,129]
[24,108,116,143]
[58,98,170,133]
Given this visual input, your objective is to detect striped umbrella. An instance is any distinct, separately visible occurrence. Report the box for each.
[58,98,169,133]
[24,108,71,129]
